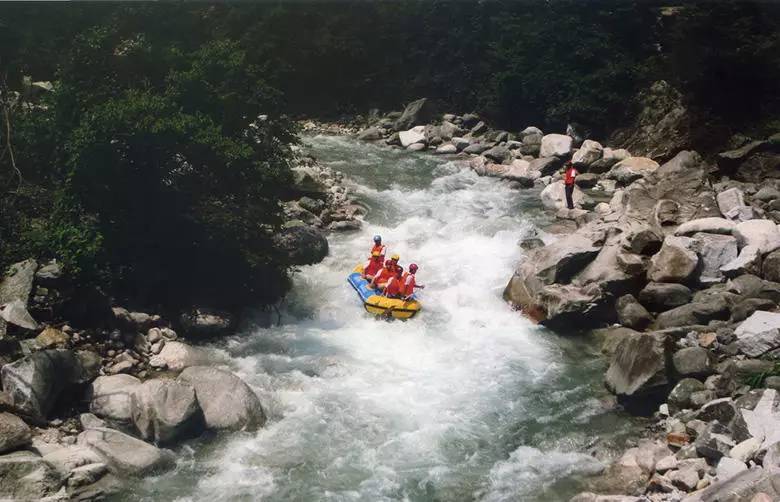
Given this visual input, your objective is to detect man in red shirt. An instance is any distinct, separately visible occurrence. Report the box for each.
[383,267,405,298]
[402,263,424,300]
[563,161,578,209]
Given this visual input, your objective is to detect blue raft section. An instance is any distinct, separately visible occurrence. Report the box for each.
[347,269,421,319]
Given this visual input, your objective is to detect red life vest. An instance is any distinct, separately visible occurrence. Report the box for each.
[374,267,394,287]
[364,257,383,277]
[564,167,577,185]
[402,272,416,296]
[371,244,386,257]
[385,276,403,296]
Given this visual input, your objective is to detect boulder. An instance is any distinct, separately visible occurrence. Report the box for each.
[682,467,780,502]
[148,341,217,371]
[435,143,457,154]
[590,147,631,173]
[502,160,540,186]
[0,413,31,454]
[605,157,660,186]
[574,172,599,189]
[717,187,746,219]
[539,134,573,158]
[0,450,62,500]
[131,379,205,445]
[439,121,459,140]
[647,236,699,283]
[734,311,780,358]
[672,347,715,378]
[625,226,663,255]
[726,274,780,303]
[406,142,426,152]
[668,378,707,413]
[88,374,143,423]
[394,98,435,131]
[461,113,480,129]
[357,126,383,141]
[540,180,585,210]
[762,249,780,282]
[0,259,36,307]
[178,308,234,338]
[1,349,98,420]
[572,140,604,166]
[721,245,762,278]
[177,366,266,431]
[0,300,39,331]
[605,331,672,403]
[730,297,776,323]
[675,218,737,236]
[669,465,700,491]
[734,220,780,254]
[452,137,470,151]
[695,421,736,461]
[77,427,175,477]
[638,283,692,312]
[519,133,542,156]
[616,295,653,331]
[729,437,761,463]
[463,143,490,155]
[398,126,426,148]
[273,225,328,265]
[35,327,69,349]
[655,295,730,329]
[536,284,610,330]
[41,444,102,477]
[529,156,563,177]
[483,145,511,164]
[470,121,488,136]
[691,232,738,284]
[595,326,640,357]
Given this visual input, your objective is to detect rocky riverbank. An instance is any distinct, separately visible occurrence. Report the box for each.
[353,94,780,500]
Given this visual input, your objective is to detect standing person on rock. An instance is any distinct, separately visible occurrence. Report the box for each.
[563,160,578,210]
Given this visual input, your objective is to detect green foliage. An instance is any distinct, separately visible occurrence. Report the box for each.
[744,362,780,389]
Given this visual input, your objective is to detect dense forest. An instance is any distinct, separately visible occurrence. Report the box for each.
[1,1,779,312]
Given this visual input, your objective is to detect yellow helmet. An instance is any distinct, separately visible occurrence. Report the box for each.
[391,254,400,261]
[371,251,381,257]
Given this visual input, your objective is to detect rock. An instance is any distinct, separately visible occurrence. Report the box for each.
[595,326,640,357]
[539,134,573,158]
[77,427,175,477]
[435,143,457,154]
[394,98,435,131]
[570,493,643,502]
[483,145,511,164]
[648,236,699,283]
[1,349,97,420]
[34,326,69,349]
[451,137,470,151]
[439,121,459,140]
[765,442,780,473]
[398,126,427,148]
[406,143,426,152]
[656,295,730,329]
[0,413,31,454]
[626,226,663,255]
[572,140,604,166]
[111,308,158,332]
[131,379,205,445]
[273,225,329,265]
[529,157,563,177]
[88,374,142,423]
[762,249,780,282]
[590,148,631,173]
[470,121,488,136]
[730,298,776,323]
[729,437,761,463]
[717,188,746,218]
[41,444,102,476]
[655,455,678,473]
[34,260,62,286]
[668,378,707,413]
[695,421,736,461]
[734,220,780,254]
[0,299,39,333]
[0,450,62,499]
[178,308,234,338]
[80,413,106,430]
[726,274,780,303]
[605,332,672,404]
[754,186,780,202]
[716,456,747,480]
[519,238,545,251]
[67,462,108,488]
[0,259,36,307]
[148,341,216,372]
[734,311,780,358]
[177,366,266,431]
[463,143,490,155]
[673,347,715,378]
[691,233,739,284]
[540,180,585,210]
[675,218,737,236]
[639,283,692,312]
[683,467,780,502]
[357,126,383,141]
[721,245,763,278]
[575,172,600,189]
[461,113,480,129]
[605,157,660,185]
[669,466,700,491]
[298,196,325,214]
[616,295,653,330]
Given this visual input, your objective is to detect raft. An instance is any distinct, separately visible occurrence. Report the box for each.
[347,265,421,320]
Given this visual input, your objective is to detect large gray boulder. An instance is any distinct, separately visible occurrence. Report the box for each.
[0,450,63,500]
[668,378,707,413]
[356,126,383,141]
[131,379,205,445]
[675,218,737,236]
[694,421,736,461]
[638,283,692,312]
[394,98,435,131]
[605,157,660,186]
[672,347,715,378]
[88,374,142,424]
[539,134,573,158]
[177,366,266,431]
[399,126,426,147]
[273,225,328,266]
[77,427,175,477]
[655,295,730,329]
[572,139,603,166]
[605,331,673,403]
[716,187,747,220]
[734,220,780,254]
[721,245,762,278]
[178,308,234,338]
[0,300,38,331]
[148,341,218,372]
[0,412,31,454]
[590,147,630,173]
[691,232,738,284]
[0,259,38,336]
[540,180,585,210]
[2,350,99,420]
[734,311,780,358]
[647,236,699,283]
[483,145,511,164]
[616,294,653,331]
[763,249,780,282]
[529,156,563,177]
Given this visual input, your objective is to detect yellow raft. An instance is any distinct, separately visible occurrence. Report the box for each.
[347,265,422,320]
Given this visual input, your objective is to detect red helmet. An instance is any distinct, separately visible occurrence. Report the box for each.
[385,260,393,267]
[409,263,418,273]
[396,266,404,276]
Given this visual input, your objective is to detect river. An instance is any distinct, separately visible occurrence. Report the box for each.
[121,135,640,501]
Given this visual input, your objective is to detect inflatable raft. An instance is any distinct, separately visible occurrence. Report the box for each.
[347,265,421,320]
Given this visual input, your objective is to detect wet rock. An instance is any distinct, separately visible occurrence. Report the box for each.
[595,326,640,357]
[673,347,715,378]
[616,295,653,331]
[539,134,573,158]
[0,450,63,499]
[0,412,31,454]
[648,236,698,283]
[734,311,780,357]
[734,220,780,254]
[483,145,511,164]
[605,331,673,405]
[88,374,143,423]
[178,308,234,338]
[638,283,692,312]
[357,126,383,141]
[435,143,457,154]
[131,379,205,445]
[177,366,266,431]
[77,427,175,477]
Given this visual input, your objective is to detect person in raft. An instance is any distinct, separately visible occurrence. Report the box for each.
[401,263,424,300]
[370,235,386,259]
[362,251,384,281]
[563,160,578,210]
[383,266,405,298]
[370,259,397,290]
[389,253,401,273]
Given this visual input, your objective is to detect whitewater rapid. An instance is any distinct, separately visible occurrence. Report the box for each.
[123,135,639,502]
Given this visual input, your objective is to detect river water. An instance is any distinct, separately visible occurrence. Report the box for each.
[122,136,640,501]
